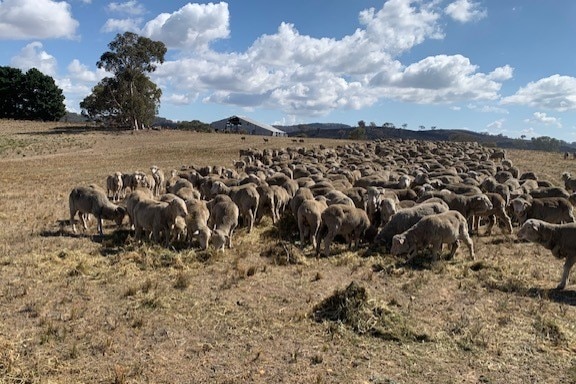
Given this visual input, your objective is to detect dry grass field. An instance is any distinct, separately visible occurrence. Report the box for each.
[1,119,576,383]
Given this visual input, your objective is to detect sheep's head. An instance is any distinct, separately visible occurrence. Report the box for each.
[390,234,409,256]
[210,229,228,251]
[114,206,126,226]
[562,172,572,181]
[472,195,493,213]
[517,219,543,243]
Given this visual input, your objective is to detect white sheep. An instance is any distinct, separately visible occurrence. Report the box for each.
[69,186,126,235]
[510,197,575,225]
[106,172,124,202]
[316,204,371,256]
[125,188,154,230]
[211,181,259,233]
[208,195,240,251]
[375,201,449,249]
[184,199,211,250]
[517,218,576,289]
[391,210,475,262]
[132,195,188,247]
[297,196,328,249]
[561,172,576,192]
[150,165,166,197]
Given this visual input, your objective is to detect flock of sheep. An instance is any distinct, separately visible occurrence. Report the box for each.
[68,139,576,289]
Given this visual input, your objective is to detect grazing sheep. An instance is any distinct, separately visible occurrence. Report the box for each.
[125,188,154,230]
[208,196,240,251]
[297,196,328,249]
[474,192,513,236]
[290,187,314,218]
[132,195,188,247]
[561,172,576,192]
[316,204,371,256]
[211,181,259,233]
[69,186,126,235]
[418,192,493,232]
[375,201,449,249]
[489,150,506,162]
[517,219,576,289]
[106,172,124,202]
[391,210,475,261]
[185,199,211,250]
[510,197,575,225]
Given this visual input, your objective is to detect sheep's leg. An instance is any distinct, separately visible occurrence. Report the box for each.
[310,222,320,250]
[247,210,254,233]
[97,215,104,236]
[298,216,308,246]
[448,241,459,260]
[323,230,336,257]
[485,215,495,236]
[70,210,78,233]
[461,233,475,260]
[557,256,576,290]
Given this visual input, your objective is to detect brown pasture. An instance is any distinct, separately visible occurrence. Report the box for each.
[1,119,576,383]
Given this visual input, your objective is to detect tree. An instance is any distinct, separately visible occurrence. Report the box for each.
[349,126,366,140]
[81,32,167,130]
[0,66,65,121]
[357,120,366,128]
[419,125,425,130]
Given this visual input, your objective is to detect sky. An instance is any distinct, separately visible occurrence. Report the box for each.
[1,0,576,143]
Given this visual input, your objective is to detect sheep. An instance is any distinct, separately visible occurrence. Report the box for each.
[316,204,371,256]
[271,184,291,220]
[106,172,124,202]
[510,197,575,225]
[125,188,154,230]
[474,192,513,236]
[375,201,449,249]
[132,195,188,247]
[211,181,259,233]
[418,192,493,232]
[391,210,475,262]
[561,172,576,192]
[208,196,240,251]
[290,187,314,218]
[255,183,277,224]
[517,219,576,289]
[150,165,166,197]
[69,186,126,235]
[184,199,211,250]
[297,196,328,249]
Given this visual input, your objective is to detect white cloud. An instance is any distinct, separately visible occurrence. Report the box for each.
[445,0,487,23]
[142,2,230,51]
[370,55,508,103]
[166,93,194,105]
[107,1,146,16]
[67,59,107,82]
[467,104,509,114]
[524,112,562,127]
[10,42,57,76]
[150,1,511,118]
[501,75,576,111]
[0,0,78,39]
[101,18,142,33]
[486,118,505,130]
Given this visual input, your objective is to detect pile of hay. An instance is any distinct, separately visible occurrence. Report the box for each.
[312,281,430,342]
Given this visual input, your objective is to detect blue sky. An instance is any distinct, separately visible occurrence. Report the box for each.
[1,1,576,143]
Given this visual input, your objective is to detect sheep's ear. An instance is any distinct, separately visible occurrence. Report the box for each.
[396,236,405,245]
[530,221,540,231]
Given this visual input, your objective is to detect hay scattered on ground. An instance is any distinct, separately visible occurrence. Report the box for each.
[312,281,430,342]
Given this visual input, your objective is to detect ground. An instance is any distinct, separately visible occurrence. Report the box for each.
[1,120,576,383]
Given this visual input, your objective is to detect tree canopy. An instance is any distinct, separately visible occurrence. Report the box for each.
[81,32,167,130]
[0,66,66,121]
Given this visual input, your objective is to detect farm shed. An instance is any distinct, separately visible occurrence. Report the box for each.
[210,115,287,137]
